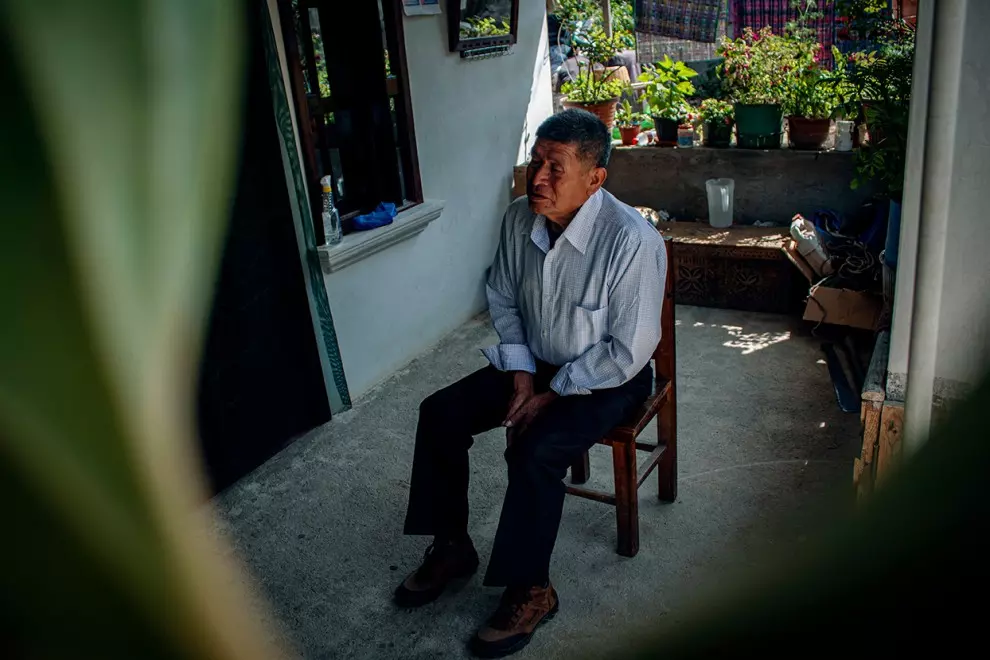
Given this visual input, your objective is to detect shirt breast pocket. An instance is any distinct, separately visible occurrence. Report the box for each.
[571,304,608,355]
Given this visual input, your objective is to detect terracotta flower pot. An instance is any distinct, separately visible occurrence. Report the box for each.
[619,125,641,146]
[563,98,619,131]
[788,116,832,150]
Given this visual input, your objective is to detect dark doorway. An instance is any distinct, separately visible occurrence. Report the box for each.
[197,5,331,493]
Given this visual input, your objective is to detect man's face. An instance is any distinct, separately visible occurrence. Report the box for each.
[526,139,606,223]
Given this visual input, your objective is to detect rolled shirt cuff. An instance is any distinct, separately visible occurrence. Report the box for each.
[481,343,536,373]
[549,364,592,396]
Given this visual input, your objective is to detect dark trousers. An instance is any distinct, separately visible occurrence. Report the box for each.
[403,360,652,587]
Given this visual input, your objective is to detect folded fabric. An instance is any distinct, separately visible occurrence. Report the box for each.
[353,202,397,231]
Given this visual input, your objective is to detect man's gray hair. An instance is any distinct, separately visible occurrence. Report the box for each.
[535,108,612,169]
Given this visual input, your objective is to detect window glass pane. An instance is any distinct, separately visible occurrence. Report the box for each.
[308,8,331,99]
[289,0,312,95]
[291,3,347,209]
[284,0,420,224]
[379,0,412,206]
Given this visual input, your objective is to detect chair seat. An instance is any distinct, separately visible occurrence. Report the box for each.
[604,377,671,443]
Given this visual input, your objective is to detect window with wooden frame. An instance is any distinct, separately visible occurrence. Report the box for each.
[277,0,422,242]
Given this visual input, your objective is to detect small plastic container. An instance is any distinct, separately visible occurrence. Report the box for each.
[320,175,342,246]
[835,120,855,152]
[677,124,694,148]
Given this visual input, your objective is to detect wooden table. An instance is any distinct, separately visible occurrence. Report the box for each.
[652,221,803,314]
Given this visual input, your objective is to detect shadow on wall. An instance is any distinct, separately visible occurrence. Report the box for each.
[320,2,552,399]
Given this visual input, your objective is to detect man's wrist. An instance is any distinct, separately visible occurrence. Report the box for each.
[512,370,534,391]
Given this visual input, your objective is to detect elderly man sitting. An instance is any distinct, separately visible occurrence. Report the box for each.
[396,109,666,658]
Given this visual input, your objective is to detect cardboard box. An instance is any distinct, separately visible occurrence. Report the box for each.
[803,285,882,330]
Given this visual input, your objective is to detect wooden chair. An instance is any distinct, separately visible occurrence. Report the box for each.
[566,237,676,558]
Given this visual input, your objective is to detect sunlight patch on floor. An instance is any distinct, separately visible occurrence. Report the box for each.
[719,325,792,355]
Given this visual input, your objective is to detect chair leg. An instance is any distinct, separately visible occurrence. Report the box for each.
[612,439,639,557]
[657,400,677,503]
[571,450,591,485]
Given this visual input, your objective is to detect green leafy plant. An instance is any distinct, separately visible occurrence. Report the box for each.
[561,68,627,104]
[787,60,840,118]
[555,0,635,50]
[560,26,627,105]
[815,46,859,117]
[638,55,698,121]
[717,26,806,106]
[461,15,511,38]
[1,0,286,658]
[699,98,735,125]
[836,0,891,40]
[785,0,825,42]
[616,99,646,127]
[579,25,625,67]
[845,17,916,197]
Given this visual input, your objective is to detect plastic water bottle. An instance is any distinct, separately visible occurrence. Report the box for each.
[320,175,342,246]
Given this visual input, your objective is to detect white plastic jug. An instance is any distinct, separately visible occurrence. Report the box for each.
[706,178,734,228]
[835,120,854,152]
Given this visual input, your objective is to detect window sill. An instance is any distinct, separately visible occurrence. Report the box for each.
[317,199,445,273]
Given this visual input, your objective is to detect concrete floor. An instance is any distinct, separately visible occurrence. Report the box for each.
[211,305,861,659]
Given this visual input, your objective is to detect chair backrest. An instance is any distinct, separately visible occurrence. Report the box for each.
[654,237,675,384]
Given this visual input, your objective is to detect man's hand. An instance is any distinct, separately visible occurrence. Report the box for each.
[505,371,534,426]
[504,386,557,446]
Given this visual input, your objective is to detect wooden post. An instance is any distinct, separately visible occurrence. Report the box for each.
[855,331,889,497]
[602,0,613,37]
[875,402,905,486]
[855,401,882,498]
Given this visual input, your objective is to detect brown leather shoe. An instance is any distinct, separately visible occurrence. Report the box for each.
[394,538,479,608]
[469,583,559,658]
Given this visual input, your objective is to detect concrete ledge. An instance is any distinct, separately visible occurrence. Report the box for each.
[606,146,872,225]
[318,199,445,273]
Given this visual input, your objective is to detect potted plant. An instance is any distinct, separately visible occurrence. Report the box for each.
[616,100,645,146]
[698,99,735,148]
[560,27,627,130]
[638,55,698,146]
[561,71,627,129]
[844,15,916,269]
[717,27,804,149]
[780,36,857,150]
[785,58,836,149]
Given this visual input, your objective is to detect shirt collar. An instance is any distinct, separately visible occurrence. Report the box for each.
[529,189,603,255]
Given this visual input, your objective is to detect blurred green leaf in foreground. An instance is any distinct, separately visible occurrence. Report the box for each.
[0,0,282,657]
[1,0,988,658]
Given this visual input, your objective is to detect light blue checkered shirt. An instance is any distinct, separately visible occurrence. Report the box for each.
[482,189,666,396]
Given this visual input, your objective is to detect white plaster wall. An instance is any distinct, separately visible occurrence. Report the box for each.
[888,0,990,448]
[885,0,934,395]
[322,4,552,398]
[931,0,990,387]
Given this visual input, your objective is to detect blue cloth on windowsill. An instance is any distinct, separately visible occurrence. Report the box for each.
[353,202,397,231]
